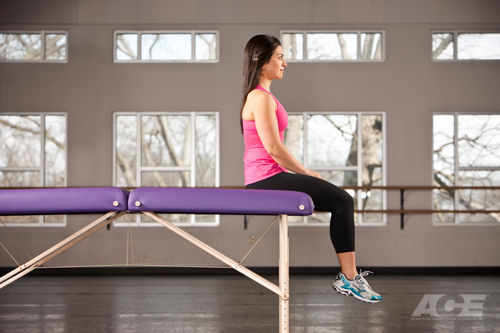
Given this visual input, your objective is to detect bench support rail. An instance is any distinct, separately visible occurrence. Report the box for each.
[0,211,124,289]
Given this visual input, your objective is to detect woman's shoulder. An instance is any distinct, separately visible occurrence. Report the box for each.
[248,88,268,98]
[247,88,275,107]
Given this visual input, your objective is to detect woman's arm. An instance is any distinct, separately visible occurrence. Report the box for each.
[248,91,320,178]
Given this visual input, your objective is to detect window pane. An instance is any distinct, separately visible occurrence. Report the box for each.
[0,215,40,224]
[432,33,454,60]
[458,115,500,167]
[432,188,455,223]
[307,33,357,60]
[142,212,191,224]
[458,170,500,223]
[284,115,303,164]
[195,115,216,186]
[362,115,383,186]
[310,170,357,224]
[43,215,65,224]
[141,115,191,168]
[0,171,40,187]
[141,33,191,60]
[320,170,357,187]
[433,114,455,223]
[116,33,138,60]
[307,114,357,167]
[282,33,303,60]
[194,214,216,223]
[195,33,217,60]
[0,33,41,60]
[457,33,500,60]
[45,115,66,187]
[433,115,455,184]
[116,115,137,187]
[141,171,190,187]
[360,33,383,60]
[0,115,41,168]
[45,33,66,60]
[361,115,383,222]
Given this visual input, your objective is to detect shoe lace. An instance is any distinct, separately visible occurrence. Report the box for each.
[355,270,375,290]
[359,270,374,278]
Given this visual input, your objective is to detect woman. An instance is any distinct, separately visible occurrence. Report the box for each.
[241,34,382,303]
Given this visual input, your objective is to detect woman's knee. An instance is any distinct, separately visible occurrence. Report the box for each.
[333,188,355,212]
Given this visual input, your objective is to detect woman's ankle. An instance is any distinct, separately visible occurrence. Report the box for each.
[342,270,359,280]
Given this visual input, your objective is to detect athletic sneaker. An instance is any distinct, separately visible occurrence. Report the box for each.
[332,270,382,303]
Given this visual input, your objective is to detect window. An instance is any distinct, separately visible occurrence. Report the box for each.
[433,113,500,224]
[0,31,68,62]
[114,31,218,62]
[285,112,386,225]
[432,32,500,61]
[0,113,67,225]
[114,112,219,226]
[281,31,384,62]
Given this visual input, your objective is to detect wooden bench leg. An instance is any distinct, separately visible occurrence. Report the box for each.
[279,214,289,333]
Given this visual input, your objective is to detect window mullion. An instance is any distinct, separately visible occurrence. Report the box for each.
[303,33,308,61]
[357,113,363,224]
[136,113,142,225]
[357,31,361,61]
[215,112,220,187]
[454,113,459,224]
[191,32,196,61]
[303,112,308,225]
[40,114,45,225]
[191,113,196,225]
[453,32,458,60]
[41,31,46,61]
[190,113,196,187]
[40,114,46,187]
[137,114,142,186]
[137,33,142,61]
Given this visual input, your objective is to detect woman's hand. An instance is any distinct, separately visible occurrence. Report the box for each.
[305,169,322,179]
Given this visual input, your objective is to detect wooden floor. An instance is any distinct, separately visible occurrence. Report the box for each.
[0,274,499,332]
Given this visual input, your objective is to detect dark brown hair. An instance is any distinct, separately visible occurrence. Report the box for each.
[240,34,281,133]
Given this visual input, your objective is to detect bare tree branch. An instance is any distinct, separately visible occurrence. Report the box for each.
[157,116,189,186]
[433,34,453,59]
[116,150,136,186]
[148,35,160,59]
[0,118,64,150]
[337,34,347,59]
[117,35,137,59]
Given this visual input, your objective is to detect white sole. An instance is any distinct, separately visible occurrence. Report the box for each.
[332,284,382,304]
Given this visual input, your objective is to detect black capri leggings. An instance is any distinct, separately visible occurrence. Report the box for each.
[246,172,355,254]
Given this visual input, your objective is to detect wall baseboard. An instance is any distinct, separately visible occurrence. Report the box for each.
[0,266,499,276]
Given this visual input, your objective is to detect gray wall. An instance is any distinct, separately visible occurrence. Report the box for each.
[1,0,500,268]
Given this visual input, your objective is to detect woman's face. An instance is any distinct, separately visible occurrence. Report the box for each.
[261,45,287,80]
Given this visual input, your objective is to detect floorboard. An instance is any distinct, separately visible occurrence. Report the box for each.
[0,275,499,332]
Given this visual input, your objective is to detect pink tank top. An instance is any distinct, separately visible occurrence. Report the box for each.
[243,86,288,185]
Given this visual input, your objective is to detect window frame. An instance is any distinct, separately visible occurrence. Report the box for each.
[287,111,387,226]
[432,111,500,226]
[280,30,386,63]
[0,112,68,227]
[112,111,220,227]
[0,31,68,63]
[431,31,500,62]
[113,30,220,63]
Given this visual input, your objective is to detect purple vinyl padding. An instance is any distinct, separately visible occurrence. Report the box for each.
[128,187,314,216]
[0,187,129,215]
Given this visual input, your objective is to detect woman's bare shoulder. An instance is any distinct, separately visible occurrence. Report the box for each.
[246,89,275,109]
